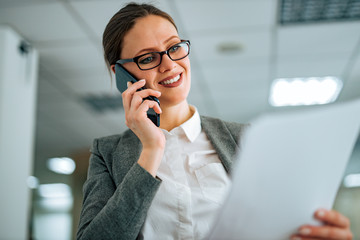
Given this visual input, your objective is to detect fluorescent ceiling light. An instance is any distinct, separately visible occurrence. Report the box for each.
[37,183,73,211]
[38,183,72,199]
[27,176,39,189]
[269,76,343,107]
[38,196,73,211]
[344,173,360,188]
[47,157,76,175]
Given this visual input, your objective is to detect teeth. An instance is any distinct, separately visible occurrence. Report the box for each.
[161,75,180,85]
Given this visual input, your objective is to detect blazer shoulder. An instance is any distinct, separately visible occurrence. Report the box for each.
[201,115,249,144]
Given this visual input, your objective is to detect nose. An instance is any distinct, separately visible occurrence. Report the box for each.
[158,53,176,73]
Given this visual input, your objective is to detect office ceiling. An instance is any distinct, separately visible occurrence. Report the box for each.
[0,0,360,183]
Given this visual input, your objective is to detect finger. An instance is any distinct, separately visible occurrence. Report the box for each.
[129,90,161,112]
[127,100,161,128]
[315,209,350,228]
[133,89,161,100]
[138,99,162,114]
[127,79,146,92]
[290,235,319,240]
[122,80,146,111]
[297,225,353,240]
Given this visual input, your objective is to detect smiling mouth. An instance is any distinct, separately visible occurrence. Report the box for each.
[160,74,181,85]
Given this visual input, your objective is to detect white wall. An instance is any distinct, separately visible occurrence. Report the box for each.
[0,25,39,239]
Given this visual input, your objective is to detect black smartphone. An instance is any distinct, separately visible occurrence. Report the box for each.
[115,63,160,127]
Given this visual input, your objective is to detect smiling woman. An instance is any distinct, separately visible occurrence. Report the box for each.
[76,2,353,240]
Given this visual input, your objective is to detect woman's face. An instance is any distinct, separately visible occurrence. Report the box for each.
[119,15,191,108]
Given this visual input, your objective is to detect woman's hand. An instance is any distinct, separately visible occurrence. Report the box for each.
[122,79,164,147]
[291,209,353,240]
[122,79,165,176]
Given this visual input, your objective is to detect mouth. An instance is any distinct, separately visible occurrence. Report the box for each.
[159,73,181,86]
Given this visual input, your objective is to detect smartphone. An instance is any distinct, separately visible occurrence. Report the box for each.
[115,63,160,127]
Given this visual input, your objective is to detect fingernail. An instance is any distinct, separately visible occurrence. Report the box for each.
[139,79,145,82]
[317,210,325,217]
[299,228,311,235]
[127,82,130,87]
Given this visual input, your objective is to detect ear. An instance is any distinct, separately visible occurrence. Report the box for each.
[110,64,116,74]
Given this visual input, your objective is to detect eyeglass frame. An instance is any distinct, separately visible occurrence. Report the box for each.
[115,40,190,70]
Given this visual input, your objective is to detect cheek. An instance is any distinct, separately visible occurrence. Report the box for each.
[183,59,191,78]
[142,72,156,88]
[123,64,143,79]
[183,57,190,69]
[184,60,191,84]
[126,65,153,84]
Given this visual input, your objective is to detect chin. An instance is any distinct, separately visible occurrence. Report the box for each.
[160,93,189,107]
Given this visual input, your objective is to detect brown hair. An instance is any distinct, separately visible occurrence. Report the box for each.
[102,2,178,72]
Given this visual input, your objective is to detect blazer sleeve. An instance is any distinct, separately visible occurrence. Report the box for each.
[77,138,161,240]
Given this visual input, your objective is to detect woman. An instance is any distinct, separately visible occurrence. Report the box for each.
[77,3,353,240]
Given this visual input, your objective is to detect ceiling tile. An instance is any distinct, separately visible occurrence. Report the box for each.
[201,60,270,88]
[210,87,268,123]
[190,30,272,64]
[37,78,70,104]
[200,62,270,121]
[0,2,88,42]
[0,0,57,8]
[60,72,118,94]
[339,50,360,101]
[38,40,103,72]
[69,0,174,37]
[37,76,65,96]
[277,22,360,57]
[92,110,128,134]
[59,118,114,144]
[37,96,94,122]
[174,0,277,33]
[49,63,109,82]
[68,0,127,38]
[276,54,349,78]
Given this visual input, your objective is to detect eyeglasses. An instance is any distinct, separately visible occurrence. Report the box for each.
[116,40,190,70]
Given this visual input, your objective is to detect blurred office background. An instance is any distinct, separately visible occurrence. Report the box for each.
[0,0,360,239]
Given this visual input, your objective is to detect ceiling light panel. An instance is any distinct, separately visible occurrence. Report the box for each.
[269,76,343,107]
[47,157,76,175]
[279,0,360,25]
[344,173,360,188]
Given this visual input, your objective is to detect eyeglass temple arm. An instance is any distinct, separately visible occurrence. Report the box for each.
[116,59,134,65]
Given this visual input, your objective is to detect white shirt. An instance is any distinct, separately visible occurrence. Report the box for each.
[141,107,231,240]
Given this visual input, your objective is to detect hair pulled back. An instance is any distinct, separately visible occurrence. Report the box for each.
[102,2,178,72]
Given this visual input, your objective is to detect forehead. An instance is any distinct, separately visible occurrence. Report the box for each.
[122,15,179,57]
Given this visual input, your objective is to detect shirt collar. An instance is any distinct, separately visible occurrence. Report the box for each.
[178,105,201,143]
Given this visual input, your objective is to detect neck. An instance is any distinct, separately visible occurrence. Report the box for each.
[159,101,194,131]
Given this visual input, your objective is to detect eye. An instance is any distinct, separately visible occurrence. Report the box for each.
[169,44,181,53]
[138,54,156,65]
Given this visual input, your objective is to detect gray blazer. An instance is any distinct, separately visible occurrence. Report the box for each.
[77,116,247,240]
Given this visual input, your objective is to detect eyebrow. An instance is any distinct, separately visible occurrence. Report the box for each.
[134,36,180,56]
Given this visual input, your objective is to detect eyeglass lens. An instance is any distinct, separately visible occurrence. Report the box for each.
[137,41,189,70]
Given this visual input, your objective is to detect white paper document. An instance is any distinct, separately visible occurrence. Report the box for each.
[208,99,360,240]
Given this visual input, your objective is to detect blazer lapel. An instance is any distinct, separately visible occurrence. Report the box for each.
[200,116,240,173]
